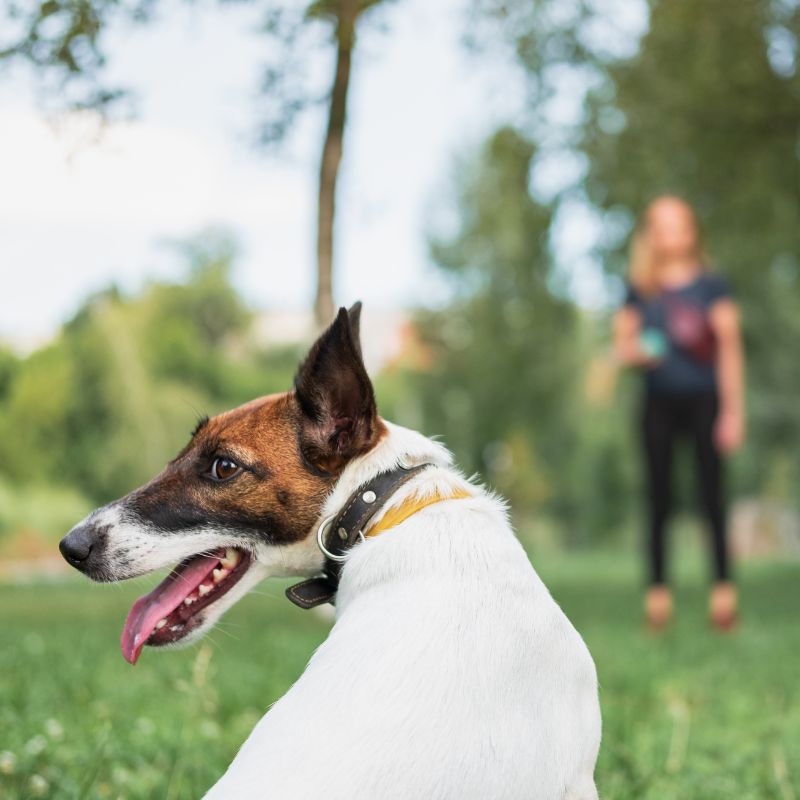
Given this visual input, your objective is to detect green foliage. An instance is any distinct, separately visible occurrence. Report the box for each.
[0,0,151,113]
[0,479,93,545]
[0,236,298,511]
[136,235,253,398]
[413,128,643,542]
[0,0,391,138]
[0,345,18,398]
[1,556,798,798]
[417,128,583,526]
[0,341,74,485]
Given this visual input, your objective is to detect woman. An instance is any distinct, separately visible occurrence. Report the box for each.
[614,196,745,631]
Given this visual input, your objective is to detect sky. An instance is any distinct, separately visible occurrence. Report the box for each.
[0,0,528,347]
[0,0,648,348]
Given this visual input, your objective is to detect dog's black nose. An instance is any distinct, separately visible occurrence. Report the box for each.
[59,525,95,567]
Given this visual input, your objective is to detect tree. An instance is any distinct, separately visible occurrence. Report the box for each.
[416,127,583,528]
[0,0,391,328]
[314,0,361,327]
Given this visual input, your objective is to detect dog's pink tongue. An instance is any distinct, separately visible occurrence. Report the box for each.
[121,551,221,665]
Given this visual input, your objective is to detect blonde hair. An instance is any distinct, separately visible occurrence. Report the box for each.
[628,196,709,296]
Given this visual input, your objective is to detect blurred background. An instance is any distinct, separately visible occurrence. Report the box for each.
[0,1,798,798]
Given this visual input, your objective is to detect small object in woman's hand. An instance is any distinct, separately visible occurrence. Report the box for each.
[639,328,668,360]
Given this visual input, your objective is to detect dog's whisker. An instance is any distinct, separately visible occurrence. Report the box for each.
[210,624,241,642]
[246,588,282,599]
[203,631,229,654]
[212,618,244,629]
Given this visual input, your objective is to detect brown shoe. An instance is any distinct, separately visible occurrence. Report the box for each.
[710,582,738,632]
[645,585,673,632]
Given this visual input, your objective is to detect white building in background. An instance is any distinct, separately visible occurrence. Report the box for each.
[253,307,415,374]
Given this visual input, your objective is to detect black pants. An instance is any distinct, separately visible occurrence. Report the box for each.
[641,391,729,585]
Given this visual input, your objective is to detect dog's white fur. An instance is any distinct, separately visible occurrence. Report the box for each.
[201,421,602,799]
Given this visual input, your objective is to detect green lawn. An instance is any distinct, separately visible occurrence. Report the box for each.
[1,553,798,799]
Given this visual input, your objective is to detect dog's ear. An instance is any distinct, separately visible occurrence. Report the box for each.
[294,303,378,474]
[347,300,363,358]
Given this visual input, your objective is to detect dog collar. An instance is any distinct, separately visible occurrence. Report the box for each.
[285,463,468,609]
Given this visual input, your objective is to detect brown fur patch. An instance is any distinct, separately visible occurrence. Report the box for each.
[127,393,336,544]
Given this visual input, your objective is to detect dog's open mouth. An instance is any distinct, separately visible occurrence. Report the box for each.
[121,547,252,664]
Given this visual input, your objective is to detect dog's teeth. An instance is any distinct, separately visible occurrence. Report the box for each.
[221,549,240,569]
[155,619,167,629]
[183,596,195,606]
[198,583,212,596]
[212,568,229,583]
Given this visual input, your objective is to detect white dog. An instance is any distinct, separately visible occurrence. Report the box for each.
[60,303,601,799]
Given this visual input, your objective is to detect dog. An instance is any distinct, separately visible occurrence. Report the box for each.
[60,303,601,799]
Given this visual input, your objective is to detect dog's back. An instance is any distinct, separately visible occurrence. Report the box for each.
[207,462,600,800]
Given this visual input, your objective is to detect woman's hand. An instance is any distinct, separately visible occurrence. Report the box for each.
[617,341,662,369]
[709,299,746,454]
[613,308,662,369]
[715,408,745,454]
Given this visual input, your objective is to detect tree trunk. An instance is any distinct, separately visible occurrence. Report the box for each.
[314,0,358,330]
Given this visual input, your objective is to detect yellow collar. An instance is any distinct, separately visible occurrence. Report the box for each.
[365,488,471,538]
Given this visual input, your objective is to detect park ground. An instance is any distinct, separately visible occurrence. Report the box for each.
[1,547,798,799]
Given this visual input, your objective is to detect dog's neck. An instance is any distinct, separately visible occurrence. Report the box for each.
[273,420,476,585]
[320,421,454,517]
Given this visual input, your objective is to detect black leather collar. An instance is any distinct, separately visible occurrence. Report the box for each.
[286,463,430,609]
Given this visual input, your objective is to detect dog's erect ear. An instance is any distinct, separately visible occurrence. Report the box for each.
[347,301,363,358]
[294,303,378,473]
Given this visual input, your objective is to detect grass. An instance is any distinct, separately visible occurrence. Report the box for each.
[1,552,798,799]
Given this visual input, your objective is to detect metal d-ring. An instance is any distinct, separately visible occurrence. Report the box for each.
[317,515,365,562]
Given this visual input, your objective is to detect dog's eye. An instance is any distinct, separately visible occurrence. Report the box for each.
[209,457,241,482]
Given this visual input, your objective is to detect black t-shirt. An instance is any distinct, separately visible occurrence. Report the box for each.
[624,272,731,395]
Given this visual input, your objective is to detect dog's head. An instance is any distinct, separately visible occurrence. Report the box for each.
[59,303,384,663]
